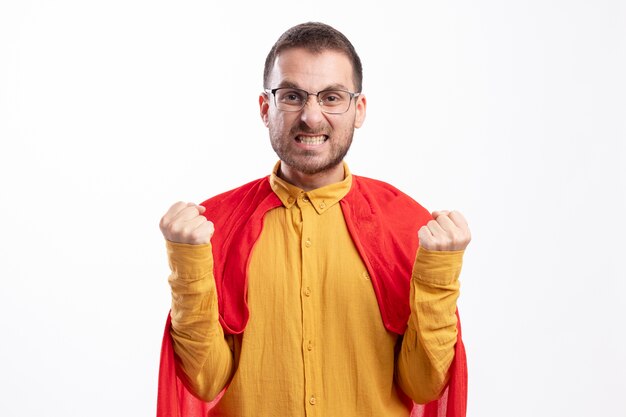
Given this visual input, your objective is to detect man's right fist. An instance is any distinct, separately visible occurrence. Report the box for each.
[159,202,214,245]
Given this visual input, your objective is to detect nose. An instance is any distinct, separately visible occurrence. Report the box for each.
[300,94,325,127]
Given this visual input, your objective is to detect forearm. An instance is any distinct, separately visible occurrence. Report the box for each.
[396,248,462,403]
[167,241,234,401]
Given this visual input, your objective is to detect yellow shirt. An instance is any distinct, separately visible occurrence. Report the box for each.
[167,163,463,417]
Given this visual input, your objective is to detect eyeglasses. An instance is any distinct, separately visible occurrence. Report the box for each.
[265,87,361,114]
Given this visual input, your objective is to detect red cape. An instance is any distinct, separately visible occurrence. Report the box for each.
[157,175,467,416]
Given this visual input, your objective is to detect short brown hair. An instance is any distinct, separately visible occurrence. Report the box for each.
[263,22,363,92]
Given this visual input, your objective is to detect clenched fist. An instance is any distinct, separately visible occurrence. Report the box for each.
[418,210,471,251]
[159,202,215,245]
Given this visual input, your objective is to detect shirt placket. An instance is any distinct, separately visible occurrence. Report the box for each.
[298,192,318,416]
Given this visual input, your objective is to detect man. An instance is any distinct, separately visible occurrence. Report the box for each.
[157,22,470,417]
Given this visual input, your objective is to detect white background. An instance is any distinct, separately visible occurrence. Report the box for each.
[1,1,624,416]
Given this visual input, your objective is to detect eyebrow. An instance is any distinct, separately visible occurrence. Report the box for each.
[274,81,352,91]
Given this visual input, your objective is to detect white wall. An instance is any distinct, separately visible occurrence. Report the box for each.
[1,1,624,416]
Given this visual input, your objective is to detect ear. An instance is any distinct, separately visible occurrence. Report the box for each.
[354,94,366,128]
[259,92,270,127]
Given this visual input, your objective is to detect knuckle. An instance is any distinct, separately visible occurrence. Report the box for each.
[171,201,185,212]
[166,222,181,237]
[181,224,195,236]
[188,231,203,244]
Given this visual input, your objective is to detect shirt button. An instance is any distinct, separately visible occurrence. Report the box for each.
[319,201,326,209]
[307,342,313,351]
[303,196,310,203]
[304,288,311,297]
[363,271,370,280]
[287,196,295,204]
[305,238,311,247]
[309,396,316,405]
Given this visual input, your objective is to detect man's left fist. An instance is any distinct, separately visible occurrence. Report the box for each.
[418,210,471,251]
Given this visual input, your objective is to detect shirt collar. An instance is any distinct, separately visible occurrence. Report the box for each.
[269,161,353,215]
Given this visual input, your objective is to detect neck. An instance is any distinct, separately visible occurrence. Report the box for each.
[278,162,345,191]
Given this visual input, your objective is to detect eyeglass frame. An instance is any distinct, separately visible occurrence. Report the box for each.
[264,87,361,114]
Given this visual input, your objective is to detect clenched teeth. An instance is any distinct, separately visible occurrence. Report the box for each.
[297,135,327,145]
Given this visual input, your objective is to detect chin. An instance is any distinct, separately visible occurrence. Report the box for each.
[293,159,342,176]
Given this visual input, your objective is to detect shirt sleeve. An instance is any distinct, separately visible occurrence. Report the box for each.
[166,240,235,401]
[395,247,463,404]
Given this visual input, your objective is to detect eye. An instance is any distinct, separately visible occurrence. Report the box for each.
[277,89,305,103]
[320,91,348,106]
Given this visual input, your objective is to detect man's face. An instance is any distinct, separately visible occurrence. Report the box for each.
[260,48,366,176]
